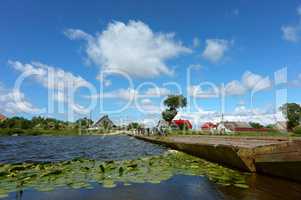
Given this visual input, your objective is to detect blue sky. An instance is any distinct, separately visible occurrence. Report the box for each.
[1,0,301,126]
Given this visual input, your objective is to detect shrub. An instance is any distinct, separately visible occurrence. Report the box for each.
[293,126,301,134]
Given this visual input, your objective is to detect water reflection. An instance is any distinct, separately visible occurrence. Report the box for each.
[5,176,222,200]
[5,174,301,200]
[218,174,301,200]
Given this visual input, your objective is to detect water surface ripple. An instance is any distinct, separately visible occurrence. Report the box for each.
[0,135,166,163]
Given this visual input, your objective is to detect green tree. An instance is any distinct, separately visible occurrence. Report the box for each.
[128,122,140,130]
[265,124,274,129]
[162,95,187,124]
[280,103,301,130]
[102,120,110,130]
[3,117,33,129]
[76,117,93,129]
[249,122,264,129]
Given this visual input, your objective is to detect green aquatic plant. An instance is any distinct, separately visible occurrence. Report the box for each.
[0,151,249,198]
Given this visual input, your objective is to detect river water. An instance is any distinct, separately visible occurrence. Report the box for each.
[0,135,301,200]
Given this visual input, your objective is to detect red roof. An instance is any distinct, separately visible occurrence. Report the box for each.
[0,114,6,121]
[173,119,192,129]
[201,122,217,129]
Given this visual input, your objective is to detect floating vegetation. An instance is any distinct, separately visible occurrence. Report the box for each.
[0,151,249,198]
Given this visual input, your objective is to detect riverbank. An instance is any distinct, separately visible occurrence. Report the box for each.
[0,128,127,136]
[132,134,301,182]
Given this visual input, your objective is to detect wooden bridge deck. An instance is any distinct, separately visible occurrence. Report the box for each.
[132,135,301,182]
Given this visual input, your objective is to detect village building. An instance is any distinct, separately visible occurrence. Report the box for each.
[172,119,192,129]
[201,122,217,130]
[0,114,7,121]
[219,121,252,131]
[273,121,287,132]
[91,115,115,129]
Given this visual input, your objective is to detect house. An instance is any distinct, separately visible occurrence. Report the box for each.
[0,114,7,121]
[273,121,287,131]
[222,121,251,131]
[172,119,192,129]
[201,122,217,130]
[92,115,115,129]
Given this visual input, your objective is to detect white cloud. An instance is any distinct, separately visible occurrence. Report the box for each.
[9,61,91,91]
[65,20,191,78]
[281,5,301,43]
[281,26,299,42]
[0,83,40,114]
[137,98,162,114]
[234,105,261,116]
[189,71,272,98]
[225,80,246,96]
[188,85,219,98]
[193,37,200,48]
[64,29,92,41]
[242,71,272,92]
[87,86,171,101]
[202,39,230,63]
[9,60,93,113]
[144,87,171,97]
[93,88,138,101]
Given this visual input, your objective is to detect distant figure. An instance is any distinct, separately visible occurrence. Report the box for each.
[156,120,169,136]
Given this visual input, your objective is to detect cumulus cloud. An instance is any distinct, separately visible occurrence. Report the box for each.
[9,61,91,91]
[281,26,300,42]
[89,88,138,101]
[202,39,230,63]
[281,5,301,43]
[87,86,171,101]
[234,105,261,116]
[9,60,94,113]
[188,85,219,98]
[65,20,191,78]
[225,80,246,96]
[225,71,271,95]
[64,29,92,41]
[189,71,272,98]
[136,98,162,114]
[242,71,272,92]
[0,83,41,114]
[143,87,171,97]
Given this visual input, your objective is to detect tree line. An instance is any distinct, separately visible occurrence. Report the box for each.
[0,116,93,130]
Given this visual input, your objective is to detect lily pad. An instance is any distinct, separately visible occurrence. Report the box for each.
[0,151,250,198]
